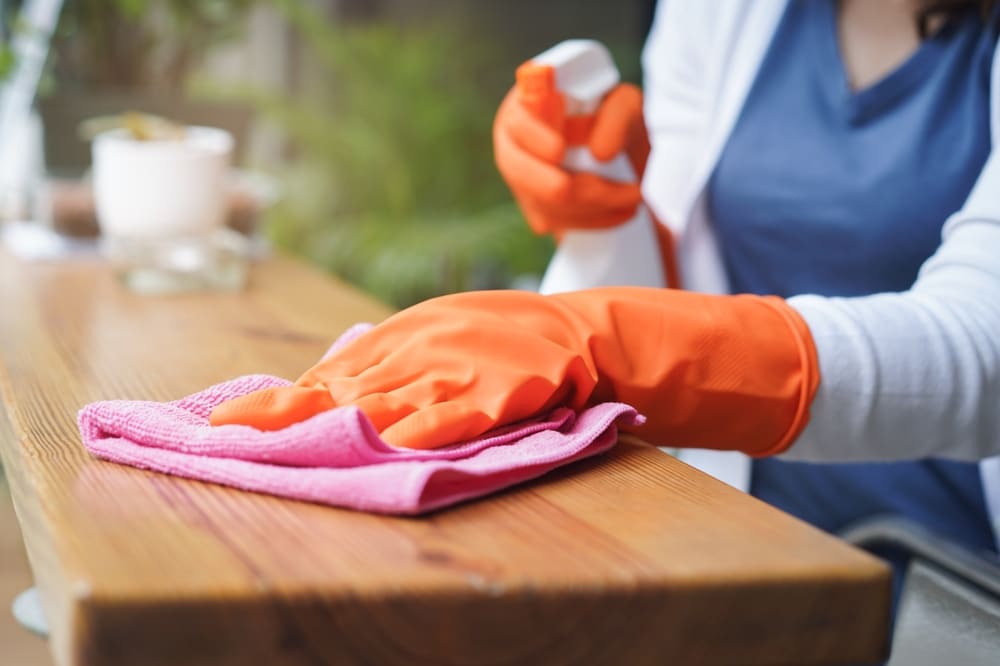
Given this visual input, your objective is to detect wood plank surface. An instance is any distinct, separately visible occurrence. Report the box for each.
[0,251,891,666]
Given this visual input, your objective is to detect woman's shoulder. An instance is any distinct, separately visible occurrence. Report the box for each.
[643,1,787,78]
[646,0,786,43]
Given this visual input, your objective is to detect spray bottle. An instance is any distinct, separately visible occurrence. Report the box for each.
[517,40,665,295]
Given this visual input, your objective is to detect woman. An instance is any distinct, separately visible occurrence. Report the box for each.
[496,0,1000,602]
[212,0,1000,607]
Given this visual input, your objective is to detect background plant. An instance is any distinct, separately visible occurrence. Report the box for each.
[51,0,255,92]
[20,0,644,309]
[203,0,557,307]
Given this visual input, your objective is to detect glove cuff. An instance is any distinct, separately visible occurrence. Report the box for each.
[751,296,821,457]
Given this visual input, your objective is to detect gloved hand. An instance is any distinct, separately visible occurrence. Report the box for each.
[210,288,819,456]
[493,76,650,236]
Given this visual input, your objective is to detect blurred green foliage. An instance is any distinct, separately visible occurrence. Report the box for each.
[52,0,256,92]
[0,45,13,81]
[0,2,24,82]
[4,0,266,87]
[205,0,554,308]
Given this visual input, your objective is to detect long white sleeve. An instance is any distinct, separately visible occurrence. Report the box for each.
[787,152,1000,462]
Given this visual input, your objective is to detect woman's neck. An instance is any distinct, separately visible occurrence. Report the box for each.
[837,0,943,90]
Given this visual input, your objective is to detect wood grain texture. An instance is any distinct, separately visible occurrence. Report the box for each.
[0,251,891,666]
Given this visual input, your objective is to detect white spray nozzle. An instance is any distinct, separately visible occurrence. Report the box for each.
[529,40,620,112]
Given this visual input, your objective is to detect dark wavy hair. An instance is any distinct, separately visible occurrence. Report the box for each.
[918,0,999,37]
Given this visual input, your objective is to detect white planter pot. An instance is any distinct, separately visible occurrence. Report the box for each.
[92,126,233,239]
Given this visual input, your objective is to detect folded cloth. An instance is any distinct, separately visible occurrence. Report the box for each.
[78,326,642,515]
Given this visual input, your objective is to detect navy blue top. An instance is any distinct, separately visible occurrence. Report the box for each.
[708,0,998,608]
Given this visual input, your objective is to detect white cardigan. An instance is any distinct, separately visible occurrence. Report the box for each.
[640,0,1000,546]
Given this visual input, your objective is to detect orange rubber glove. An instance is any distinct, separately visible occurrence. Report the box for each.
[210,288,819,457]
[493,76,649,236]
[494,70,679,287]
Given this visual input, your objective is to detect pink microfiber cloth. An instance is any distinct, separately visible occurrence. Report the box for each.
[78,325,642,515]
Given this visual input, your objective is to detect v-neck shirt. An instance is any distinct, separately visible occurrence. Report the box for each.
[707,0,999,609]
[710,0,996,298]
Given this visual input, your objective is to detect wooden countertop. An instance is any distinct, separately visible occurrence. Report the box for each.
[0,251,890,666]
